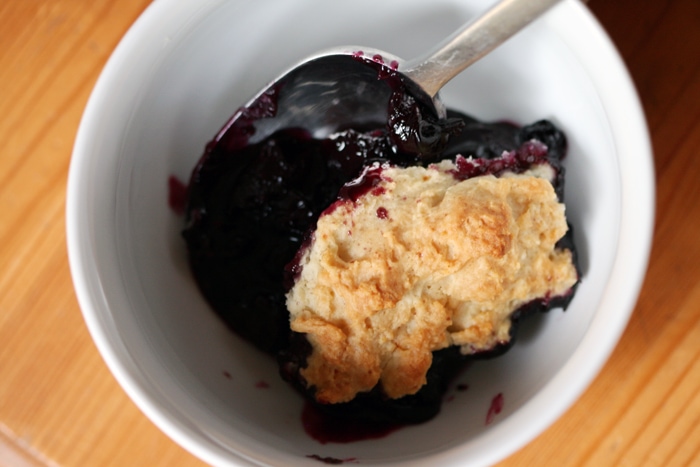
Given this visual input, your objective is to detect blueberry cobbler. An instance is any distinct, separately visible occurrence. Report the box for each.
[179,54,580,429]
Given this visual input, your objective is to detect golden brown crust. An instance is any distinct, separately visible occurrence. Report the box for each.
[286,162,578,403]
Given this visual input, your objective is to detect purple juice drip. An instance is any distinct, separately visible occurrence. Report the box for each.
[486,393,504,425]
[168,176,188,216]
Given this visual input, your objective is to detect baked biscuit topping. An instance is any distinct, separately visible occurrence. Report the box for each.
[286,160,578,404]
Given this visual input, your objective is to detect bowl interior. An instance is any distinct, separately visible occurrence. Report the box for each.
[68,0,651,465]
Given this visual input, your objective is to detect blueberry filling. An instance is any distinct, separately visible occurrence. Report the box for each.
[181,55,579,428]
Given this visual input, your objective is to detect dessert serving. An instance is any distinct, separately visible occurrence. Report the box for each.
[285,159,578,406]
[179,54,580,429]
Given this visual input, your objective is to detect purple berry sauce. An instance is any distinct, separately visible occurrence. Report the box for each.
[168,175,188,216]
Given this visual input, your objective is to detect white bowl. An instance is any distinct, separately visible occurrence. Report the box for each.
[66,0,654,465]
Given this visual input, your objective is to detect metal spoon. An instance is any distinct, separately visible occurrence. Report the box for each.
[218,0,562,147]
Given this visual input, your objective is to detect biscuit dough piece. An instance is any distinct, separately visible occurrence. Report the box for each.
[286,160,578,404]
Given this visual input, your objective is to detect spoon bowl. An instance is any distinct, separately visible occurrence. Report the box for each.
[223,47,406,145]
[222,0,563,147]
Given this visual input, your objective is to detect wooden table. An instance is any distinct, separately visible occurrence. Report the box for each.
[1,1,698,465]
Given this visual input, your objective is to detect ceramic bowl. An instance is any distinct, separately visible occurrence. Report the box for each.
[67,0,654,465]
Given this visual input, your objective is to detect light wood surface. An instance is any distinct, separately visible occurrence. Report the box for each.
[1,1,698,465]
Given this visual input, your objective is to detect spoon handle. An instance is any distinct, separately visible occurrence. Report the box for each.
[403,0,563,98]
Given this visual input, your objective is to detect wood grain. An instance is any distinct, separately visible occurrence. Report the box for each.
[0,1,698,466]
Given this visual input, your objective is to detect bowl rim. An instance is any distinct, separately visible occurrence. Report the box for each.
[66,0,654,465]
